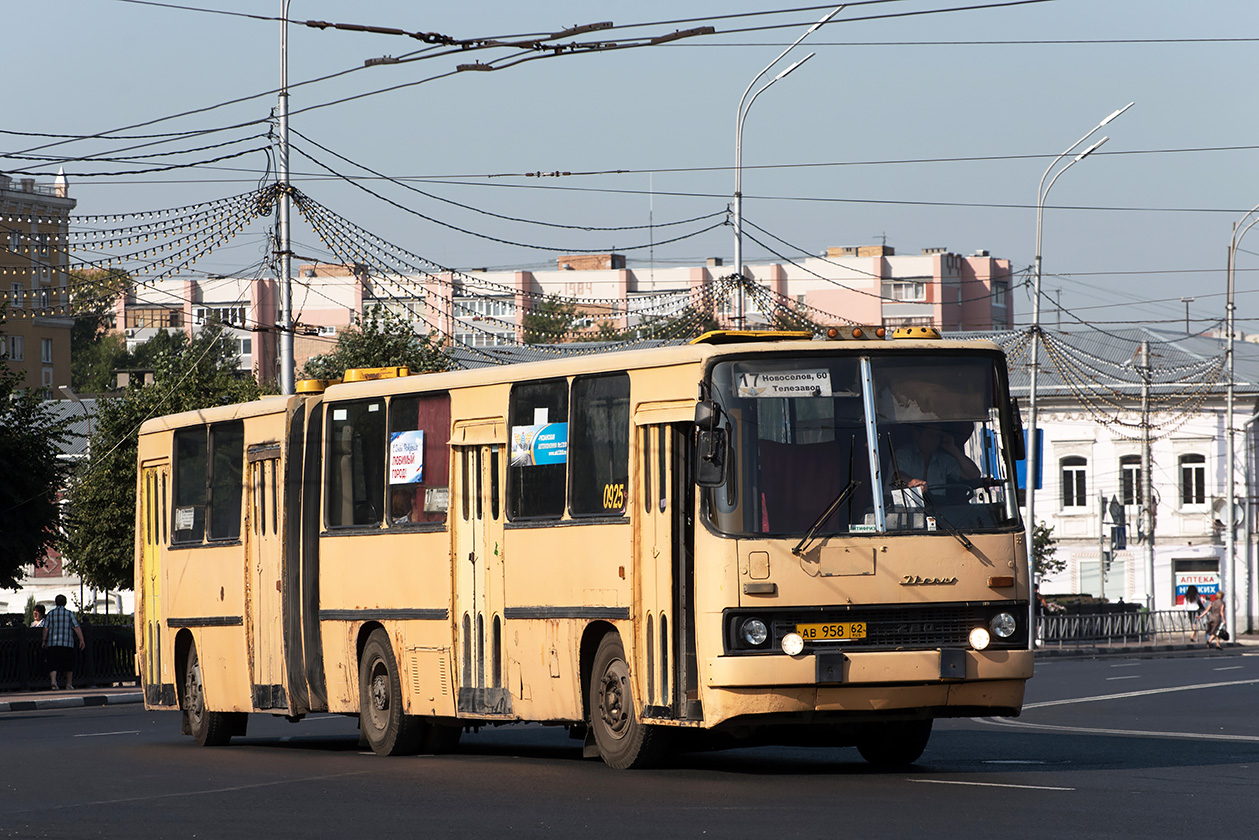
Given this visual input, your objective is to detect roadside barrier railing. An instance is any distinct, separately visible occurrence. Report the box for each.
[0,623,137,692]
[1038,608,1207,649]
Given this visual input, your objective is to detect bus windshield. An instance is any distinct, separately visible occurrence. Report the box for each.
[703,352,1020,537]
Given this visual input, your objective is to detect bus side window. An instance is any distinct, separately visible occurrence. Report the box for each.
[207,422,244,541]
[388,393,451,526]
[172,428,207,543]
[569,373,629,517]
[326,400,386,528]
[507,379,567,520]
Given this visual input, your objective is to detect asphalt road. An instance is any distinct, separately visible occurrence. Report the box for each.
[3,651,1257,839]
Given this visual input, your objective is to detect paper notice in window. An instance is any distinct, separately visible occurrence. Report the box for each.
[892,487,925,508]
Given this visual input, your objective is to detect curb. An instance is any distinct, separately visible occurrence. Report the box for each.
[0,691,143,713]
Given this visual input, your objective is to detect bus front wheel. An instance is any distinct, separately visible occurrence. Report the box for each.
[856,719,932,768]
[184,643,232,747]
[588,634,667,769]
[359,629,424,756]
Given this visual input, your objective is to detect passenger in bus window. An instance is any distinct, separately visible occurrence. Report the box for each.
[390,487,416,525]
[893,423,981,490]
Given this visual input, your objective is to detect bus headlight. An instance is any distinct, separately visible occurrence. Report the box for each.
[990,612,1018,639]
[969,627,991,650]
[740,618,769,647]
[781,632,804,656]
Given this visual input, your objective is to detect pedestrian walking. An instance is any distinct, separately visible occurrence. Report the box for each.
[42,594,85,690]
[1183,585,1207,642]
[1203,592,1227,651]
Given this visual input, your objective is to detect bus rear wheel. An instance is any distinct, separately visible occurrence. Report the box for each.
[184,643,232,747]
[856,719,932,768]
[359,629,425,756]
[588,634,667,769]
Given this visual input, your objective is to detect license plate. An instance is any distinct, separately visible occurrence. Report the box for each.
[795,621,867,641]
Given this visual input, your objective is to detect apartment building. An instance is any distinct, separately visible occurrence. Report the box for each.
[0,172,76,394]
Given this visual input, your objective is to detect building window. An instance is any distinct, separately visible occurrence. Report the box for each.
[991,281,1008,307]
[882,280,926,301]
[1061,456,1088,509]
[41,338,52,363]
[6,335,23,361]
[7,231,19,252]
[1180,454,1206,507]
[1120,455,1142,505]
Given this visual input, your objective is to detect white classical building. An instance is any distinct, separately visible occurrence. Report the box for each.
[986,327,1259,631]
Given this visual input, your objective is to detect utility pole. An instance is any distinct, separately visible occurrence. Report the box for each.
[1140,340,1155,608]
[277,0,295,394]
[1098,493,1108,602]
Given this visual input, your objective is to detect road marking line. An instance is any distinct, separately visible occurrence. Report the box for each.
[73,730,141,738]
[1214,666,1243,672]
[909,779,1074,791]
[980,717,1259,742]
[1105,675,1140,681]
[1109,662,1141,668]
[1023,677,1259,709]
[2,772,371,815]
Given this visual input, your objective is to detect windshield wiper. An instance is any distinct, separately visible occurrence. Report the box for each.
[792,479,858,557]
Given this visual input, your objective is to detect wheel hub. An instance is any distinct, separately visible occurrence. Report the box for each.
[599,671,628,736]
[371,672,390,712]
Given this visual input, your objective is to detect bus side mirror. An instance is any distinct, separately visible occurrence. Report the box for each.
[1009,398,1026,461]
[693,400,727,487]
[694,428,727,487]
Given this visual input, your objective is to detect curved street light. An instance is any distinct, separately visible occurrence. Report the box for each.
[1024,103,1133,597]
[1225,203,1259,638]
[732,4,845,326]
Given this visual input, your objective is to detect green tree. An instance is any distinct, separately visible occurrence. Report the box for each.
[300,306,450,380]
[521,297,579,345]
[1032,521,1064,578]
[70,269,131,393]
[62,324,265,592]
[0,311,71,588]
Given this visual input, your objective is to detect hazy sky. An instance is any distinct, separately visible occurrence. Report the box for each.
[5,0,1258,333]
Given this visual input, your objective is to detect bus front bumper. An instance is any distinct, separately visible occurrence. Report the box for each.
[700,648,1033,727]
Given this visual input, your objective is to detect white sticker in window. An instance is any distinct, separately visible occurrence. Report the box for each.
[175,506,196,531]
[332,408,347,421]
[735,369,832,398]
[368,403,380,412]
[533,407,549,425]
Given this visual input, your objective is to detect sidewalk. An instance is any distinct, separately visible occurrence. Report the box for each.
[0,684,142,713]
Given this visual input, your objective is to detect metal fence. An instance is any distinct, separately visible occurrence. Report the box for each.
[1038,608,1205,649]
[0,624,137,691]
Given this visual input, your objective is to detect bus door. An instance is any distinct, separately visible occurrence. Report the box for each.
[636,421,700,721]
[452,439,510,716]
[139,459,175,706]
[246,444,286,710]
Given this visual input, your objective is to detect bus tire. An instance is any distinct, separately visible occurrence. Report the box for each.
[184,643,232,747]
[588,634,667,769]
[359,629,424,756]
[856,719,932,768]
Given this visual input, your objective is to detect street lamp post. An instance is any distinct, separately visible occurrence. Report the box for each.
[1181,297,1195,336]
[733,4,844,327]
[1226,203,1259,637]
[277,0,295,395]
[1025,103,1133,600]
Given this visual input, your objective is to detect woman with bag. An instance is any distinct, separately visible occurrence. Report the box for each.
[1204,592,1226,650]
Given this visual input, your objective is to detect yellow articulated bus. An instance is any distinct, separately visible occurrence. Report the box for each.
[135,328,1033,769]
